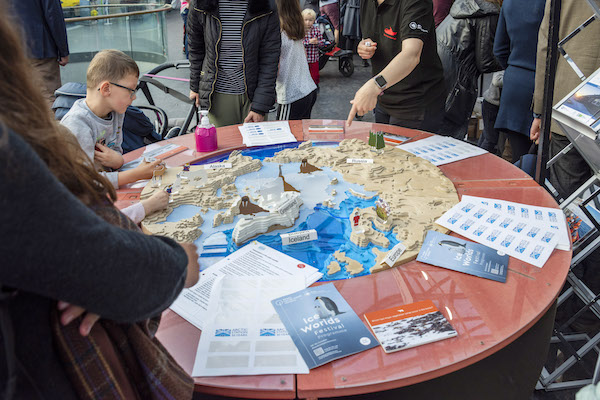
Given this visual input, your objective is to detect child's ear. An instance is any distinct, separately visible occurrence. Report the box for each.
[97,81,111,96]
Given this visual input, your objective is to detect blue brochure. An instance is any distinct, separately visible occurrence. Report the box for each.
[417,231,508,283]
[272,283,378,369]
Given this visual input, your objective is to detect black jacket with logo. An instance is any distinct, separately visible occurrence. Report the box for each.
[187,0,281,115]
[361,0,445,119]
[436,0,501,125]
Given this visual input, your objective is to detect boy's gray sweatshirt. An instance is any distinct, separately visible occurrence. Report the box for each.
[60,98,124,188]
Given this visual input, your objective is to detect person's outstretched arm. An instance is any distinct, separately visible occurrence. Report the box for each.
[0,127,193,323]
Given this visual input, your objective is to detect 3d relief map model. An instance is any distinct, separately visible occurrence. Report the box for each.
[141,140,459,281]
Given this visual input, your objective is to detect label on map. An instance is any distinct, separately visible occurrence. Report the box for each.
[281,229,318,245]
[381,242,407,266]
[204,163,233,169]
[278,197,301,215]
[346,158,373,164]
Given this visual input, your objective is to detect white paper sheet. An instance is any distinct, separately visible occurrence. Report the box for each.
[461,195,570,251]
[238,121,297,146]
[398,135,487,166]
[192,276,309,376]
[435,199,561,268]
[169,242,323,330]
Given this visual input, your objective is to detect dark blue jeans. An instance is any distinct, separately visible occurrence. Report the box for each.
[181,9,189,59]
[478,100,501,153]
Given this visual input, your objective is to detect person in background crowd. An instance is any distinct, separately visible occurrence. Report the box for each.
[478,70,505,154]
[433,0,455,27]
[348,0,445,132]
[275,0,318,119]
[302,8,325,86]
[436,0,502,139]
[187,0,281,127]
[493,0,545,163]
[7,0,69,105]
[0,7,199,398]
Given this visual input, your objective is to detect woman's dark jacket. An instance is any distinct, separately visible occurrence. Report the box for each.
[187,0,281,115]
[436,0,501,124]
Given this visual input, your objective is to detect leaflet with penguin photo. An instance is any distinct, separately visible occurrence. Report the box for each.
[271,283,378,369]
[417,230,508,283]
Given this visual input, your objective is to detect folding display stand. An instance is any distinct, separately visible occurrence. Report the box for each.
[536,0,600,391]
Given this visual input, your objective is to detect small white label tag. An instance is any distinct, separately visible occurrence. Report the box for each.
[204,163,233,169]
[381,242,407,266]
[281,229,318,245]
[346,158,373,164]
[277,197,301,214]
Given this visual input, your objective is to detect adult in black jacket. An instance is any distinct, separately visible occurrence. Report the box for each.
[436,0,502,139]
[187,0,281,127]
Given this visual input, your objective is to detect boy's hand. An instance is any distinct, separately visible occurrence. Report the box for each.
[179,242,200,288]
[309,37,318,45]
[95,143,124,169]
[189,90,200,107]
[357,39,377,60]
[141,190,169,216]
[133,159,163,180]
[244,111,264,123]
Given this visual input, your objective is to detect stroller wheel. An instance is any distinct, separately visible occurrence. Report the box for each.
[339,57,354,77]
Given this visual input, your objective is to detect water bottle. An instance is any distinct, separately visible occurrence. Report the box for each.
[194,110,217,152]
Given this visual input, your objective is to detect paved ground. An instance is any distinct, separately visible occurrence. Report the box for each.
[147,10,581,400]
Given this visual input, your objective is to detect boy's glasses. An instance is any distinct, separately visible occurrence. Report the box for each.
[109,82,137,99]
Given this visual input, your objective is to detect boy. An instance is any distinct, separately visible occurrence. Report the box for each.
[302,8,324,86]
[61,50,167,220]
[61,49,160,190]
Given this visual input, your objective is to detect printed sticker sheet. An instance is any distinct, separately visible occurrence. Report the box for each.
[398,135,487,166]
[436,197,563,268]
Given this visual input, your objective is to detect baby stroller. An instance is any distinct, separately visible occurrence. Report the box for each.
[316,14,354,77]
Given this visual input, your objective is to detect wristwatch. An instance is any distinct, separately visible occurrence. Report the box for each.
[374,75,388,90]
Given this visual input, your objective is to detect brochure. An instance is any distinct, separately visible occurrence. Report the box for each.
[364,300,457,353]
[417,231,508,283]
[238,121,297,147]
[170,241,323,330]
[272,283,378,369]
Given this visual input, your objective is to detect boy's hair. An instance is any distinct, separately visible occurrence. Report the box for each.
[86,49,140,88]
[302,8,316,20]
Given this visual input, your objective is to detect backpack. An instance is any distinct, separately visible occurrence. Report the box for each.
[316,14,336,52]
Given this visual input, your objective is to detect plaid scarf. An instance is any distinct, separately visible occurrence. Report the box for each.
[51,204,194,400]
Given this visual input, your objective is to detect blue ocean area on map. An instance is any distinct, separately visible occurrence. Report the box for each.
[162,142,400,281]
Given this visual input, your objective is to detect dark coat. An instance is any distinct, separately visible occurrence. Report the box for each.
[493,0,545,136]
[436,0,501,127]
[187,0,281,115]
[8,0,69,60]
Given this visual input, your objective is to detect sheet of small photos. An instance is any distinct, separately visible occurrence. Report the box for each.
[397,135,487,166]
[435,196,564,268]
[192,276,309,377]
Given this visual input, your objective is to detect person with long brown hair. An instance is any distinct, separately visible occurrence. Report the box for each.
[275,0,318,120]
[0,6,198,399]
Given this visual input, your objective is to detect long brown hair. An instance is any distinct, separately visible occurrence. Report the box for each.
[276,0,305,40]
[0,6,116,205]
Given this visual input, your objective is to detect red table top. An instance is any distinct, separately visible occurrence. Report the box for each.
[119,120,570,399]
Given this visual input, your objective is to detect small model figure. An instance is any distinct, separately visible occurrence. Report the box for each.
[183,163,191,172]
[368,131,385,151]
[375,198,390,221]
[165,184,173,194]
[353,211,360,226]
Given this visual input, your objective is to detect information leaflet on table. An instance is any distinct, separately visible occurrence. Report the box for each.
[169,242,322,330]
[272,283,378,369]
[417,230,509,283]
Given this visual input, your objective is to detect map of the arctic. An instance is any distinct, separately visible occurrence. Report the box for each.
[141,140,459,281]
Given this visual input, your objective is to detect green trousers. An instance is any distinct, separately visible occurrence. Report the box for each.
[208,92,252,128]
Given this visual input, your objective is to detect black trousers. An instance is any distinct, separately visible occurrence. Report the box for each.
[374,96,444,134]
[276,90,318,120]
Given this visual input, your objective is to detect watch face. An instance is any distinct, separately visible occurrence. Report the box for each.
[375,75,387,88]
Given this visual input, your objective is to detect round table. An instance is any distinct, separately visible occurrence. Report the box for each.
[118,120,571,399]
